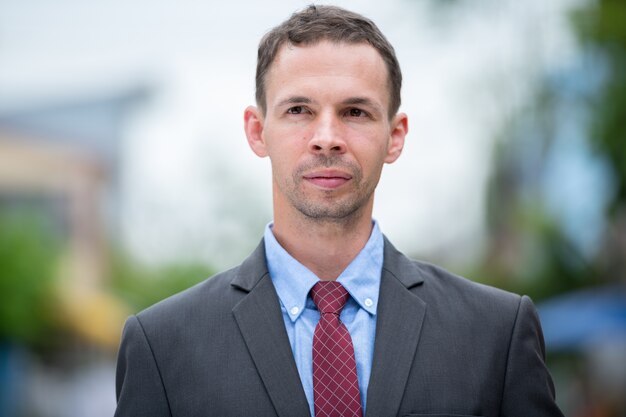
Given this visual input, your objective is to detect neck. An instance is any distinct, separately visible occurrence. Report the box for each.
[272,208,374,281]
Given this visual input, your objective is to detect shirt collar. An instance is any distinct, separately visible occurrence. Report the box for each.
[264,220,384,322]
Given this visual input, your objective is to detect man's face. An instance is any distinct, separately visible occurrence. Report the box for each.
[245,41,407,223]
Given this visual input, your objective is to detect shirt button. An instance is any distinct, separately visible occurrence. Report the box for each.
[364,298,373,307]
[290,306,300,315]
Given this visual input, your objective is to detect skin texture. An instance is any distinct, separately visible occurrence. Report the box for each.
[244,41,408,280]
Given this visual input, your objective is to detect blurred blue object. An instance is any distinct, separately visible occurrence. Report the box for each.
[0,343,24,417]
[538,285,626,351]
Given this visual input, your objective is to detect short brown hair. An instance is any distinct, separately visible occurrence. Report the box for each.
[255,5,402,117]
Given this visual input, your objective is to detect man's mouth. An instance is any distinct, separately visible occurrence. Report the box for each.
[303,170,352,189]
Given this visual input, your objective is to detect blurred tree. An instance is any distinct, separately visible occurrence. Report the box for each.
[477,0,626,300]
[109,251,216,312]
[0,207,61,348]
[573,0,626,284]
[0,198,216,349]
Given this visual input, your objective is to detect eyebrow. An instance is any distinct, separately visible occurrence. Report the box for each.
[276,96,314,107]
[342,97,384,114]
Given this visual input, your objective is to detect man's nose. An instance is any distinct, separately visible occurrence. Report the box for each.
[308,114,347,154]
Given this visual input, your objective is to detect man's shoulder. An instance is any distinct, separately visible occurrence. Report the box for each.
[134,240,267,327]
[387,244,524,322]
[384,238,520,307]
[426,261,529,327]
[132,263,251,331]
[391,255,529,337]
[414,258,519,303]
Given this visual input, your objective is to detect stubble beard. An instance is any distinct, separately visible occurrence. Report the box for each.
[280,155,377,225]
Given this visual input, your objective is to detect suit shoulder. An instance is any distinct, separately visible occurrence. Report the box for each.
[383,237,520,308]
[410,258,523,320]
[134,264,244,327]
[418,259,518,299]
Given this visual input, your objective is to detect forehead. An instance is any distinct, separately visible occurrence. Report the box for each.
[264,41,389,106]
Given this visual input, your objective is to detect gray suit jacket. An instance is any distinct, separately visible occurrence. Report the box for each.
[115,238,563,417]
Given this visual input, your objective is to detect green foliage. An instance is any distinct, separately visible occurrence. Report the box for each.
[0,208,60,347]
[573,0,626,213]
[473,0,626,301]
[474,182,596,301]
[573,0,626,45]
[0,202,216,348]
[108,251,216,313]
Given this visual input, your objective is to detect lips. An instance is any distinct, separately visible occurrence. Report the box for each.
[303,170,352,189]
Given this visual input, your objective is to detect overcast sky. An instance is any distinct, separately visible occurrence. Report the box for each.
[0,0,583,269]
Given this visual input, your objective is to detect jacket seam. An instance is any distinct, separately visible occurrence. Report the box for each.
[497,295,523,416]
[134,315,174,417]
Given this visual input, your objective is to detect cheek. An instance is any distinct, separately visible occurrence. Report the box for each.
[266,142,300,175]
[352,135,389,165]
[265,123,305,147]
[267,130,310,159]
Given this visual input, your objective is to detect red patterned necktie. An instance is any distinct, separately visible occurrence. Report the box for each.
[311,281,363,417]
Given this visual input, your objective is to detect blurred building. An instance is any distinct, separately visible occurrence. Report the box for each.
[0,87,148,286]
[0,87,151,417]
[0,87,149,348]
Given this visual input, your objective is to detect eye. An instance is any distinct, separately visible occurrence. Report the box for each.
[287,106,305,114]
[347,108,367,118]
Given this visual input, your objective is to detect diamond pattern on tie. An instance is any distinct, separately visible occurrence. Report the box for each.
[311,281,363,417]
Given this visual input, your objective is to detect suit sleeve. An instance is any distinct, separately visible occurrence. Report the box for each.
[500,295,564,417]
[114,315,172,417]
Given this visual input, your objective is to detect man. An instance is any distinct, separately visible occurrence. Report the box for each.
[115,5,564,417]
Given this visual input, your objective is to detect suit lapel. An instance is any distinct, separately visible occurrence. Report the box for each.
[231,241,311,417]
[365,239,427,417]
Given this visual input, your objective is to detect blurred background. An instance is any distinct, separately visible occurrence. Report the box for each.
[0,0,625,415]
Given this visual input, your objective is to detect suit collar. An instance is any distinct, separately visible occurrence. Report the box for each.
[231,236,423,291]
[365,237,427,417]
[231,239,311,417]
[381,236,426,289]
[230,236,427,417]
[231,239,269,292]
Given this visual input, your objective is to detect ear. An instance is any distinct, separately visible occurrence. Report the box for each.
[244,105,268,157]
[384,112,408,163]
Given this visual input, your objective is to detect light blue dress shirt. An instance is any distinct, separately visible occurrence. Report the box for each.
[263,221,384,416]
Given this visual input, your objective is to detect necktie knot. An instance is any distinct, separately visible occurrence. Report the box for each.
[311,281,349,315]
